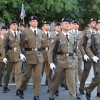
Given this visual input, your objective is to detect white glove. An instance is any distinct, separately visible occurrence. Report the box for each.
[3,58,8,64]
[20,54,26,61]
[92,56,99,63]
[84,54,89,61]
[50,63,56,70]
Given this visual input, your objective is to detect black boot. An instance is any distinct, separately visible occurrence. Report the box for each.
[12,77,15,83]
[79,88,85,94]
[2,87,7,93]
[55,90,59,96]
[65,85,68,90]
[49,97,55,100]
[47,89,49,93]
[34,96,42,100]
[18,89,24,99]
[45,79,48,85]
[97,92,100,97]
[6,87,10,91]
[76,94,81,99]
[16,89,19,96]
[61,83,65,87]
[86,90,91,100]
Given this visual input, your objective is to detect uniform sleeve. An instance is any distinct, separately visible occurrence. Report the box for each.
[86,38,94,59]
[79,32,86,57]
[48,37,57,64]
[2,34,8,58]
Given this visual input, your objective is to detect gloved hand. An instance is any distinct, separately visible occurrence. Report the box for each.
[3,58,8,64]
[84,54,89,61]
[92,56,99,63]
[50,63,56,70]
[20,54,26,61]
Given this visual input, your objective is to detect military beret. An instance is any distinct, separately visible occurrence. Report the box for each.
[69,19,72,23]
[43,21,50,25]
[61,18,70,23]
[55,22,60,26]
[1,26,8,30]
[29,16,39,21]
[18,22,25,27]
[89,18,97,23]
[10,20,18,25]
[72,20,79,25]
[97,20,100,24]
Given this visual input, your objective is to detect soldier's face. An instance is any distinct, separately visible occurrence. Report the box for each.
[61,22,70,31]
[10,23,18,31]
[1,29,7,35]
[54,26,61,32]
[18,25,24,32]
[72,23,79,30]
[29,20,38,27]
[43,24,50,31]
[90,21,96,29]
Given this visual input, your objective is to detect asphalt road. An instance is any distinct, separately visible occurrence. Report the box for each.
[0,67,100,100]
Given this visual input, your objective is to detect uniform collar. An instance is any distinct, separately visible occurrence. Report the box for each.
[10,30,17,36]
[62,31,69,39]
[44,31,50,37]
[30,27,37,35]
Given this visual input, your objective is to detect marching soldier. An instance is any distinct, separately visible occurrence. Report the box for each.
[85,20,100,99]
[79,18,100,95]
[41,21,54,85]
[48,18,77,100]
[2,20,26,95]
[0,26,8,86]
[18,16,44,100]
[72,20,83,81]
[47,22,61,96]
[11,22,25,83]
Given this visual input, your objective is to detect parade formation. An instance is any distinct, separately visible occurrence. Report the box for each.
[0,15,100,100]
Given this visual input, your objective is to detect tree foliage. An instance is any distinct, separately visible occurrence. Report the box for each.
[0,0,100,28]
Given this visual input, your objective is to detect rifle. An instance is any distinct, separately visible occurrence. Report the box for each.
[20,33,25,74]
[53,34,60,64]
[91,33,99,75]
[83,31,88,71]
[5,33,10,57]
[20,33,25,54]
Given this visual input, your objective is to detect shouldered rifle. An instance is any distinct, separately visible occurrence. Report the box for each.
[20,33,25,54]
[83,31,88,71]
[5,33,10,57]
[91,33,99,75]
[53,34,60,64]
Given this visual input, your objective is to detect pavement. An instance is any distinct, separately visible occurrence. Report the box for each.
[0,67,100,100]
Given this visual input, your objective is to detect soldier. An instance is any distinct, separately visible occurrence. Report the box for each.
[79,18,100,95]
[18,22,25,32]
[48,18,77,100]
[11,22,25,83]
[2,20,26,95]
[41,21,54,85]
[85,20,100,100]
[72,20,82,99]
[54,22,61,35]
[0,26,8,86]
[47,22,61,96]
[18,16,44,100]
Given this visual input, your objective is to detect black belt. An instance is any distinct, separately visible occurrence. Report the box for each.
[42,47,49,51]
[8,47,16,51]
[25,48,42,51]
[57,52,74,56]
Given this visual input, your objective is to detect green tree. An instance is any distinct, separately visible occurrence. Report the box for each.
[0,0,79,26]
